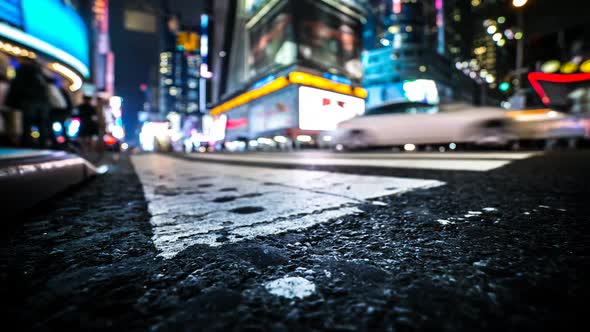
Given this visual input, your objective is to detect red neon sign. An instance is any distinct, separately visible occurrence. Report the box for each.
[393,0,402,14]
[528,72,590,105]
[226,118,248,130]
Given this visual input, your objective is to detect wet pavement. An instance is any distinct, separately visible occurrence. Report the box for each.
[2,151,589,331]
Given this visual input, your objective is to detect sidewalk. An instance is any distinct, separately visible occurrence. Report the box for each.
[0,148,98,214]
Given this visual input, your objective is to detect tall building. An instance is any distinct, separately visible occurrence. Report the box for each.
[109,0,161,141]
[154,0,213,144]
[210,0,368,147]
[210,0,237,104]
[360,0,477,107]
[90,0,114,97]
[157,22,201,117]
[0,0,90,93]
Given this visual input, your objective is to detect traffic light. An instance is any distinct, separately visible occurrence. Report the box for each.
[499,82,510,92]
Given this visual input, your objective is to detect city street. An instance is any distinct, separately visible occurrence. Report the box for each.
[1,0,589,331]
[3,150,589,331]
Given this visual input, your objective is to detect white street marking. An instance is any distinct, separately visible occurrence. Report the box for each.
[132,154,444,259]
[185,151,538,172]
[264,277,316,299]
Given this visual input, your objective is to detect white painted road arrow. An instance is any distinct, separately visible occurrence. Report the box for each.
[132,154,445,259]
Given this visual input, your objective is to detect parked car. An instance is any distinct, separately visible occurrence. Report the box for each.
[330,102,516,150]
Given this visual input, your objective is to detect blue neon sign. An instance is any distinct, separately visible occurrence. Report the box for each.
[0,0,22,27]
[0,0,90,77]
[323,73,352,86]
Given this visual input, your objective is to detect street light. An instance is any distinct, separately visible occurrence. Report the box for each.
[512,0,528,8]
[512,0,528,95]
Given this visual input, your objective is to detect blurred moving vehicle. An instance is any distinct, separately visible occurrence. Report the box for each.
[331,102,516,150]
[506,109,588,147]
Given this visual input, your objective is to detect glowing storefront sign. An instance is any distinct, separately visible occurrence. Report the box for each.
[49,62,82,91]
[0,0,90,77]
[211,71,367,116]
[109,96,125,139]
[402,79,439,104]
[436,0,444,55]
[528,72,590,105]
[140,122,169,152]
[200,114,228,142]
[298,86,365,131]
[0,0,22,27]
[392,0,401,14]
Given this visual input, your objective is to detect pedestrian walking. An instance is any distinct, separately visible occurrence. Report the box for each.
[46,76,69,147]
[77,95,100,154]
[4,60,50,148]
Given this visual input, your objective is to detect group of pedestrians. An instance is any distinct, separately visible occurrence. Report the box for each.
[0,58,101,152]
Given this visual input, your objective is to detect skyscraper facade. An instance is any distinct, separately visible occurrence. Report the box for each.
[360,0,476,107]
[210,0,368,147]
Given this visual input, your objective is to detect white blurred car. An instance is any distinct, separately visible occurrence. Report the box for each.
[331,102,516,150]
[506,109,588,142]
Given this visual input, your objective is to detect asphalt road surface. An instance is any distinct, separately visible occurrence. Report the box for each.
[2,150,589,331]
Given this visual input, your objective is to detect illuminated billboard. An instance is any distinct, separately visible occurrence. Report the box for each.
[250,85,297,134]
[248,5,296,79]
[0,0,22,27]
[0,0,90,77]
[299,86,365,131]
[296,0,362,80]
[402,79,439,104]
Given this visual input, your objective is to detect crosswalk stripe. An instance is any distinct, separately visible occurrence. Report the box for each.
[132,154,445,259]
[248,151,539,160]
[184,151,539,172]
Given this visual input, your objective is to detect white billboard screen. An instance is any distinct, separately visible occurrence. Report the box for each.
[298,86,365,131]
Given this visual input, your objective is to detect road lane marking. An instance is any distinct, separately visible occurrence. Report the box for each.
[184,151,539,172]
[240,151,540,160]
[132,154,444,259]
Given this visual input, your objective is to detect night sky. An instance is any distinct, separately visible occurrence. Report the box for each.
[167,0,204,26]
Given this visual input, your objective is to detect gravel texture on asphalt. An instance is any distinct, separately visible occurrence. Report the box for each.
[1,151,589,331]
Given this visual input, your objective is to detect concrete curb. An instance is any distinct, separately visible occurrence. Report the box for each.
[0,150,98,214]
